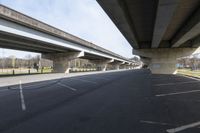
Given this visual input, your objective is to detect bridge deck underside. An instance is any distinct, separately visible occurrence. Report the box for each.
[97,0,200,49]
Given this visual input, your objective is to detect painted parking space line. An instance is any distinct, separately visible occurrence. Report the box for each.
[71,78,98,84]
[19,80,26,111]
[154,81,200,86]
[57,83,77,91]
[166,121,200,133]
[156,90,200,97]
[140,120,173,126]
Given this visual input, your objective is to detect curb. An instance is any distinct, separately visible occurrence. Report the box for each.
[177,74,200,81]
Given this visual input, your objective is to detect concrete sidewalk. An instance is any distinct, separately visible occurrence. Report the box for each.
[0,69,130,87]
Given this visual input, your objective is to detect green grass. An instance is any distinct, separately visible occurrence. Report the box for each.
[177,69,200,78]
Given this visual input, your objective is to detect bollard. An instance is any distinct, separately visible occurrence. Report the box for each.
[12,70,15,75]
[28,69,30,74]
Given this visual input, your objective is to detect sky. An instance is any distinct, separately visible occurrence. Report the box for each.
[0,0,133,58]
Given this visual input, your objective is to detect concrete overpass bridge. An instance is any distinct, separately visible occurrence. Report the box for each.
[97,0,200,74]
[0,5,135,73]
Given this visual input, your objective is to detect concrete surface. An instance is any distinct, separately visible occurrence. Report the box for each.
[42,52,85,73]
[97,0,200,48]
[0,69,200,132]
[97,0,200,74]
[133,48,200,74]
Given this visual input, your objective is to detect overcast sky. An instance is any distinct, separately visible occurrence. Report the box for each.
[0,0,133,58]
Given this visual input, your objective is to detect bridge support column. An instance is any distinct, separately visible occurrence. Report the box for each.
[128,65,132,69]
[120,63,128,69]
[140,57,151,66]
[133,48,200,74]
[110,62,121,70]
[89,59,114,71]
[42,52,84,73]
[114,64,120,70]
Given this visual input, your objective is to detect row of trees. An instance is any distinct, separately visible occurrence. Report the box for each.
[0,54,97,69]
[0,55,53,69]
[177,54,200,70]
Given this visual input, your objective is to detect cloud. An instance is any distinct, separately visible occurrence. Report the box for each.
[0,0,133,58]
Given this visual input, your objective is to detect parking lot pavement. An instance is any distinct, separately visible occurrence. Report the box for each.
[0,69,128,87]
[0,69,200,133]
[149,74,200,133]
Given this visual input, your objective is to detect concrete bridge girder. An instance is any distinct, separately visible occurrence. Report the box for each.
[0,5,133,74]
[42,51,130,73]
[0,18,130,67]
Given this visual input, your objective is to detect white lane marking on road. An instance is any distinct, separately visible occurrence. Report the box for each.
[19,80,26,111]
[71,78,98,84]
[166,121,200,133]
[156,90,200,97]
[154,81,200,86]
[57,83,77,91]
[140,120,172,126]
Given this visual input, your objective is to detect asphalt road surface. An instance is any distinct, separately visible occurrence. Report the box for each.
[0,69,200,133]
